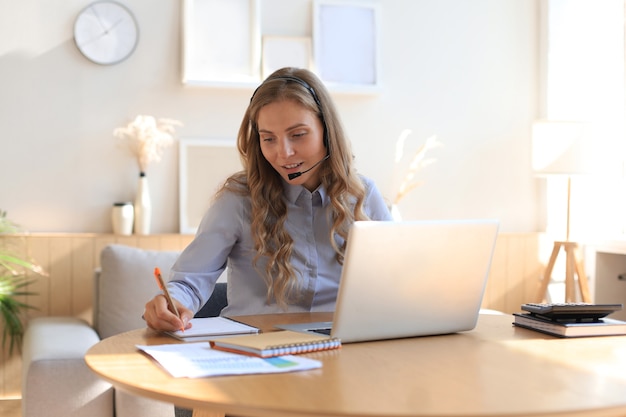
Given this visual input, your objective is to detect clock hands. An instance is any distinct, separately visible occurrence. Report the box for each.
[88,4,125,37]
[78,17,124,48]
[89,5,109,34]
[105,18,124,34]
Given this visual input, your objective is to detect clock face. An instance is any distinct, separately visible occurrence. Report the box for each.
[74,1,139,65]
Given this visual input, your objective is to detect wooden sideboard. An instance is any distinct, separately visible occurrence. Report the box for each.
[0,232,544,400]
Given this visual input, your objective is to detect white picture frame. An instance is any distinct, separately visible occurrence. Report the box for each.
[182,0,261,86]
[179,138,241,234]
[313,0,379,91]
[262,36,313,79]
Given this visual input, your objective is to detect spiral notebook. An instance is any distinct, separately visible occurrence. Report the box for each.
[209,330,341,358]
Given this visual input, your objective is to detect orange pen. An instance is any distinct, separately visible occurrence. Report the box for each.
[153,267,185,333]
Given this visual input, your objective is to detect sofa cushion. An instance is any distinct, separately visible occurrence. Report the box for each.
[22,318,113,417]
[96,244,180,339]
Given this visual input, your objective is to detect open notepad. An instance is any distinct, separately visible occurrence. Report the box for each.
[166,317,259,342]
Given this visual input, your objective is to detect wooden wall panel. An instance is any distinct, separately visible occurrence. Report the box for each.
[0,232,543,401]
[28,236,51,319]
[71,237,98,321]
[0,237,21,398]
[481,233,545,314]
[0,345,21,399]
[49,237,73,316]
[483,234,508,312]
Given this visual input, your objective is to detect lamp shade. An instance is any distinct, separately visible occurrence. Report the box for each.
[532,120,593,175]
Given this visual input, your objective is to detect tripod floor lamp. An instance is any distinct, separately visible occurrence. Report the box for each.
[532,120,592,303]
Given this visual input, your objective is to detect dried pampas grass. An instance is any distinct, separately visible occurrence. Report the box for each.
[114,115,182,173]
[393,131,442,205]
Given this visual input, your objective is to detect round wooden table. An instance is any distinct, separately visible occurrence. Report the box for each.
[85,313,626,417]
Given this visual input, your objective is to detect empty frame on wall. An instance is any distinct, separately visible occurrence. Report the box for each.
[182,0,261,86]
[313,0,379,90]
[181,0,379,93]
[179,138,241,234]
[262,36,313,79]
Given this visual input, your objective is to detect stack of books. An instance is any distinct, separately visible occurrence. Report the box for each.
[513,313,626,338]
[513,303,626,338]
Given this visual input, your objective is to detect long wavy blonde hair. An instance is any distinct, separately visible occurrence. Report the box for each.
[218,67,369,307]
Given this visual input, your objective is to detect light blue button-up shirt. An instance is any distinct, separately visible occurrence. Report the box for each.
[168,175,391,316]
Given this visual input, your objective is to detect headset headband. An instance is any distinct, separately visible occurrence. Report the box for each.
[250,75,328,148]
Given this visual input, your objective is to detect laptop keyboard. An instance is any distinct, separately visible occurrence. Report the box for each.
[311,327,332,335]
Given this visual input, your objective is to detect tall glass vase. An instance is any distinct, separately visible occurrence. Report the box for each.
[134,172,152,235]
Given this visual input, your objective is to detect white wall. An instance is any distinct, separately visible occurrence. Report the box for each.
[542,0,626,241]
[0,0,539,233]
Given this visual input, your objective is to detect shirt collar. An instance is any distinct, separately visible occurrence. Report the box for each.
[282,179,329,206]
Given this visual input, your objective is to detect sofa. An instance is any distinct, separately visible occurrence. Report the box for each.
[21,244,227,417]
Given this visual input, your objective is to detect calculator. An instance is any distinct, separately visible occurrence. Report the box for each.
[521,303,623,321]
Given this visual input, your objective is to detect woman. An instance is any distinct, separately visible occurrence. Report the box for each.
[144,67,391,332]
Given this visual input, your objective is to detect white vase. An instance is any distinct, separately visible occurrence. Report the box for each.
[390,204,402,221]
[134,173,152,235]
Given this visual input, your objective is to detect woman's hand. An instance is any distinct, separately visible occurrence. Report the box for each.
[144,294,194,332]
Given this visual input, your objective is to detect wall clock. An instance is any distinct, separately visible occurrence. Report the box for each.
[73,1,139,65]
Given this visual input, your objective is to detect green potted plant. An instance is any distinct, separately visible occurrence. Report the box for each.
[0,210,45,354]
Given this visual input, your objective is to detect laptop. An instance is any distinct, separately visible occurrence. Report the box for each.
[276,219,499,343]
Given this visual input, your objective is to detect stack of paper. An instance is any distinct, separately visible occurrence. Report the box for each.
[136,342,322,378]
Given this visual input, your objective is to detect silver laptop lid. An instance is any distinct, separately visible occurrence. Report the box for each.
[330,219,499,343]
